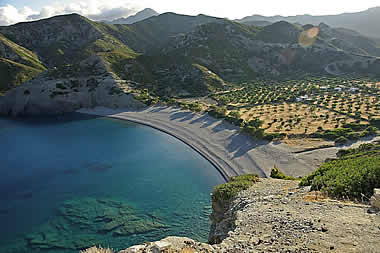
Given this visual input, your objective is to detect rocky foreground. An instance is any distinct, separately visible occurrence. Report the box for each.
[115,179,379,253]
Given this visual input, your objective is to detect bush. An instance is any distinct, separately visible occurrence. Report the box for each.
[270,165,298,180]
[212,174,259,201]
[300,145,380,199]
[229,110,241,119]
[335,136,348,145]
[208,106,227,119]
[370,118,380,128]
[342,123,369,131]
[263,132,286,141]
[188,102,203,112]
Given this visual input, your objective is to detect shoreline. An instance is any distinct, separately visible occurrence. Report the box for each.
[77,106,379,180]
[85,111,231,182]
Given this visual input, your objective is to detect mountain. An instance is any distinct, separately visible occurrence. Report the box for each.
[241,20,272,27]
[0,14,138,68]
[107,8,159,25]
[237,7,380,39]
[0,12,380,115]
[97,13,225,54]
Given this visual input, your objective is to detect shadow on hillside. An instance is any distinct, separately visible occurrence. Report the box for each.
[169,112,218,129]
[150,106,167,113]
[169,111,193,121]
[168,111,198,123]
[212,121,237,133]
[227,132,267,158]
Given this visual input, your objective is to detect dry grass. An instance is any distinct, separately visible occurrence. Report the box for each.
[80,246,113,253]
[238,102,360,135]
[303,191,329,202]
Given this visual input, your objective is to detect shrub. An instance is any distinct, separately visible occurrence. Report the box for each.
[369,118,380,128]
[56,83,67,90]
[263,132,286,141]
[208,106,227,119]
[229,110,241,119]
[212,174,259,201]
[342,123,369,131]
[300,145,380,199]
[270,165,298,180]
[335,136,348,145]
[188,102,203,112]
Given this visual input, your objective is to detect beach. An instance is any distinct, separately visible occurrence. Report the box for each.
[78,106,379,180]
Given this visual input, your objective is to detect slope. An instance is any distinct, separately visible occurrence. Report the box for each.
[0,14,138,69]
[96,13,226,53]
[0,33,46,91]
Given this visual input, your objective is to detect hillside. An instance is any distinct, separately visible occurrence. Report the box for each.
[237,7,380,39]
[97,13,225,53]
[150,20,380,85]
[0,32,46,91]
[0,14,138,68]
[0,12,379,102]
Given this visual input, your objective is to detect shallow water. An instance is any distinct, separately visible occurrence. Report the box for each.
[0,113,224,253]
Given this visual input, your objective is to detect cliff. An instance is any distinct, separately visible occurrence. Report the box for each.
[114,179,379,253]
[0,56,146,116]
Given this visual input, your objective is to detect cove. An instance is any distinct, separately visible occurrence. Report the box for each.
[0,113,224,253]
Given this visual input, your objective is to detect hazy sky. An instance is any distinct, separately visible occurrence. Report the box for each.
[1,0,380,25]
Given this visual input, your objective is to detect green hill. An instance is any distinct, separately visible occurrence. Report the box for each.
[0,32,46,91]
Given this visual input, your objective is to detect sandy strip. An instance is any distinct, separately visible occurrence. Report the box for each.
[78,106,379,180]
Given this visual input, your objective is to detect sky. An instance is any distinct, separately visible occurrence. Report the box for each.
[0,0,380,26]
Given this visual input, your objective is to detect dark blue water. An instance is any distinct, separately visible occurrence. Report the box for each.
[0,113,224,253]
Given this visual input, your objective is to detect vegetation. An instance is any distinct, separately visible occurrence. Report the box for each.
[207,76,379,141]
[300,143,380,199]
[270,165,299,180]
[0,33,46,91]
[212,174,259,201]
[0,58,44,92]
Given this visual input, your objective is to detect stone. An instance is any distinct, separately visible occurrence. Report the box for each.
[370,189,380,210]
[119,245,145,253]
[151,241,171,252]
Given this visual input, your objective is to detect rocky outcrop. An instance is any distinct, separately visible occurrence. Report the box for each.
[0,76,145,116]
[119,237,215,253]
[0,59,146,116]
[120,179,380,253]
[371,189,380,210]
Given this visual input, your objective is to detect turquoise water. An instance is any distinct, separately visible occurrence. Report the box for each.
[0,113,224,253]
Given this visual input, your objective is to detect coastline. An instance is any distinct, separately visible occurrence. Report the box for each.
[78,106,379,179]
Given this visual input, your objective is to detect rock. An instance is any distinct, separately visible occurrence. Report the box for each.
[370,189,380,210]
[0,71,146,116]
[119,245,145,253]
[151,241,171,252]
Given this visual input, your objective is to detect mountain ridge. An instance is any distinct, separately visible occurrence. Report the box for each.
[0,12,379,99]
[105,8,159,25]
[236,7,380,39]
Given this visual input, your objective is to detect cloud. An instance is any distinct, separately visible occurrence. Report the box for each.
[0,5,37,25]
[0,1,138,26]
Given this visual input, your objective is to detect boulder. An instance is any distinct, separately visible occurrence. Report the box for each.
[370,189,380,210]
